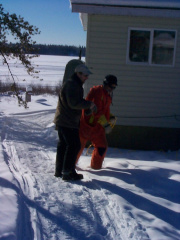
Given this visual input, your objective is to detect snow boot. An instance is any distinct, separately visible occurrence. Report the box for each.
[54,173,62,178]
[62,171,83,181]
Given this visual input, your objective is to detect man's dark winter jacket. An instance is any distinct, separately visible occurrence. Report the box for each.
[54,73,91,129]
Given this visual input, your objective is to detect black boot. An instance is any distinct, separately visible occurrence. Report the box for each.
[54,172,62,178]
[62,171,83,181]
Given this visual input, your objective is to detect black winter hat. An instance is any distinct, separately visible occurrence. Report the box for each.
[103,75,118,87]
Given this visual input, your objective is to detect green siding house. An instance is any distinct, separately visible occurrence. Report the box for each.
[70,0,180,150]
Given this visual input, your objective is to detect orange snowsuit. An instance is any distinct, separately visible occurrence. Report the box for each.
[77,85,112,169]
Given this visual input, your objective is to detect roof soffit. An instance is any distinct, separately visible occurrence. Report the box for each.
[70,1,180,29]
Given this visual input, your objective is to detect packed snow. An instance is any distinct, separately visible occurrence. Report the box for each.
[0,55,180,240]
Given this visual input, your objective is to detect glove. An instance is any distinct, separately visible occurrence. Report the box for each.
[90,102,97,113]
[84,108,92,116]
[85,102,97,116]
[109,116,117,126]
[104,123,112,134]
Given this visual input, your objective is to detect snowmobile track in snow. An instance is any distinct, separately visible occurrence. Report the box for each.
[1,112,150,240]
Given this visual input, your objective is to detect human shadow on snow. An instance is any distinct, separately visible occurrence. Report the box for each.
[88,167,180,204]
[81,177,180,240]
[86,170,180,232]
[0,177,107,240]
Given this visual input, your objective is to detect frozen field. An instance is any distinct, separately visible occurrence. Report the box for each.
[0,55,85,87]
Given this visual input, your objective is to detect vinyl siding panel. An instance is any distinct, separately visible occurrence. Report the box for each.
[85,14,180,128]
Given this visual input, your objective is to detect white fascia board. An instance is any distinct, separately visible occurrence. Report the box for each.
[70,0,180,9]
[72,4,180,18]
[71,1,180,29]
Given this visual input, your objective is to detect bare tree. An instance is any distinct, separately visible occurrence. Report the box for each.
[0,3,40,107]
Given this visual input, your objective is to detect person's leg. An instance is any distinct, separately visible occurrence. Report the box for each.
[91,127,108,169]
[91,147,107,169]
[76,136,87,165]
[54,127,66,177]
[60,127,82,179]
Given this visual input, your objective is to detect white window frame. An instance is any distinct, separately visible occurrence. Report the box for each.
[126,27,177,67]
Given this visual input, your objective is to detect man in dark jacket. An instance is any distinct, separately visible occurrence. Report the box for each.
[54,64,96,181]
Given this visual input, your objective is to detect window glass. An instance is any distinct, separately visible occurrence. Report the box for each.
[152,30,176,65]
[128,28,176,66]
[129,30,150,63]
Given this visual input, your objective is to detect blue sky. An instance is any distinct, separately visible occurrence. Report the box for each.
[1,0,86,46]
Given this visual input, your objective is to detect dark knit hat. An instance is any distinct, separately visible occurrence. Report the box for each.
[103,75,118,87]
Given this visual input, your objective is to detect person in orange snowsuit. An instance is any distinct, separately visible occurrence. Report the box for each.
[77,75,118,169]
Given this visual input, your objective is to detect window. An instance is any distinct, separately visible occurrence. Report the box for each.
[127,28,177,66]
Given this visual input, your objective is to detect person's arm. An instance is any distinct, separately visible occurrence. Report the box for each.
[66,82,92,110]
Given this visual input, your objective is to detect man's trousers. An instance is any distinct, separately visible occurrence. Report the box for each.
[55,126,81,175]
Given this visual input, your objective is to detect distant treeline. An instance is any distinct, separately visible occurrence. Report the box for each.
[7,43,86,57]
[30,44,86,57]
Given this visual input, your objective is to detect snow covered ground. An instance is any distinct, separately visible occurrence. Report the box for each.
[0,93,180,240]
[0,55,180,240]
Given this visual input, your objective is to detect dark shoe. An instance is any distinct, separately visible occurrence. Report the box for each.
[54,173,62,178]
[62,171,83,181]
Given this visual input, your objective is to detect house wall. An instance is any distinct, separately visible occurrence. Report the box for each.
[84,14,180,130]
